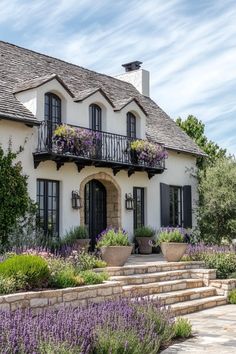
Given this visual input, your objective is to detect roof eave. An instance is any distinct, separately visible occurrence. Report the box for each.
[0,112,40,126]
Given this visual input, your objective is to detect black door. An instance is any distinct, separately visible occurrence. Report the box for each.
[84,180,107,249]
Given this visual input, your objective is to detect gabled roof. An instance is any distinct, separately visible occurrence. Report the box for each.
[0,40,205,156]
[13,73,74,97]
[74,87,115,107]
[113,98,148,116]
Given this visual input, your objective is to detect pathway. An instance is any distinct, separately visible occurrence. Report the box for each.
[162,305,236,353]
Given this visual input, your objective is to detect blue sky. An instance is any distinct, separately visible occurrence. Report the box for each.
[1,0,236,154]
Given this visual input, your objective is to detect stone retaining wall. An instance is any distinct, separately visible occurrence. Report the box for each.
[210,279,236,296]
[0,281,122,312]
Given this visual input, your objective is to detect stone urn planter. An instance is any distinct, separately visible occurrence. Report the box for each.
[100,246,133,266]
[160,242,187,262]
[136,237,152,254]
[74,239,90,252]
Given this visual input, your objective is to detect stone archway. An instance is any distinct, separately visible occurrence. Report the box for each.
[80,172,121,230]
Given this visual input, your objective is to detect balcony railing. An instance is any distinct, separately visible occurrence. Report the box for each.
[34,121,166,177]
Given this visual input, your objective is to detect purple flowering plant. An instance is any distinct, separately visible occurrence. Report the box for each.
[0,297,175,354]
[97,227,131,247]
[52,124,102,157]
[130,140,168,167]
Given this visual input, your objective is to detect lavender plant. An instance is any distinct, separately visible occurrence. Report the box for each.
[0,297,175,354]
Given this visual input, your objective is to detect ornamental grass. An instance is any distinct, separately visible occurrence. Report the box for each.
[0,297,175,354]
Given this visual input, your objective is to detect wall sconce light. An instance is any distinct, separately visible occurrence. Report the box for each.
[125,193,134,210]
[71,190,81,209]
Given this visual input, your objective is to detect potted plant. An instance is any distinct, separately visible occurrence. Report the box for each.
[63,226,90,251]
[97,227,133,266]
[134,226,155,254]
[157,227,188,262]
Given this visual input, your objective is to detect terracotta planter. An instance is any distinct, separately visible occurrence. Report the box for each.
[74,239,90,252]
[136,237,152,254]
[160,242,187,262]
[100,246,133,266]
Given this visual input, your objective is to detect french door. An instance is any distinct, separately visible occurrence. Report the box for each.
[84,180,107,249]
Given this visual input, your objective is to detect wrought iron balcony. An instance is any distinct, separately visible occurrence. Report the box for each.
[33,121,166,178]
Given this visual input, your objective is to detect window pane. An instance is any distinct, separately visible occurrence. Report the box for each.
[133,187,144,229]
[169,186,182,227]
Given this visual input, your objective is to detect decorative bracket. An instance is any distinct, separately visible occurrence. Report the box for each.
[128,169,135,177]
[75,162,85,173]
[112,167,121,176]
[34,160,41,169]
[56,161,64,171]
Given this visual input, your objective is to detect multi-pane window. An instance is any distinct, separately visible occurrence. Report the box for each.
[37,179,59,237]
[169,186,182,227]
[127,112,136,138]
[45,93,61,126]
[133,187,145,229]
[89,104,102,131]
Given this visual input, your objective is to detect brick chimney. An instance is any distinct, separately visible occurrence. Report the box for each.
[115,61,150,97]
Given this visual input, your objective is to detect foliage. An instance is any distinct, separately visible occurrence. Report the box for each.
[68,250,107,272]
[39,342,81,354]
[63,226,89,246]
[173,318,192,338]
[0,143,35,249]
[97,227,131,247]
[134,226,155,238]
[0,274,27,295]
[130,140,168,166]
[0,254,50,289]
[80,270,108,285]
[52,124,101,157]
[184,244,236,278]
[176,115,227,169]
[228,272,236,279]
[198,158,236,244]
[0,297,175,354]
[157,227,185,244]
[228,289,236,304]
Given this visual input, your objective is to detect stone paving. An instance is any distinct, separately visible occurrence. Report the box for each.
[162,305,236,354]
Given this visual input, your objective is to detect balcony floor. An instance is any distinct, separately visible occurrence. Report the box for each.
[33,151,165,178]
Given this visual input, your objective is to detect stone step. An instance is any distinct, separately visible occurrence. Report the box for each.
[148,286,217,305]
[97,261,205,276]
[111,269,194,285]
[123,278,204,296]
[170,295,227,316]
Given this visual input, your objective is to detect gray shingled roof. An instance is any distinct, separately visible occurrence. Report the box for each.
[0,40,204,156]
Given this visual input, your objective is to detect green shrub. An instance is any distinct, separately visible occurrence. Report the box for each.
[228,289,236,304]
[0,274,28,294]
[93,259,107,268]
[158,229,184,244]
[228,272,236,279]
[39,341,81,354]
[49,267,84,288]
[80,270,108,285]
[174,318,192,338]
[97,228,130,247]
[63,226,88,246]
[0,254,50,289]
[134,226,155,238]
[203,253,236,279]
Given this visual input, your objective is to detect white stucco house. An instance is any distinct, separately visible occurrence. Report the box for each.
[0,41,204,247]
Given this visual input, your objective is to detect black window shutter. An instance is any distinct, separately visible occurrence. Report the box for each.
[183,185,192,228]
[160,183,170,227]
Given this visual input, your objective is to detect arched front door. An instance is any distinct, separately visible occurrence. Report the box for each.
[84,179,107,249]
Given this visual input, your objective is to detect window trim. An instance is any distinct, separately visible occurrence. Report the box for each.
[169,185,182,227]
[133,187,145,230]
[36,179,60,238]
[89,104,102,131]
[127,112,136,138]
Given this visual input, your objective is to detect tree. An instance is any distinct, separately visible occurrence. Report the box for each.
[176,115,227,169]
[0,143,34,248]
[198,158,236,244]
